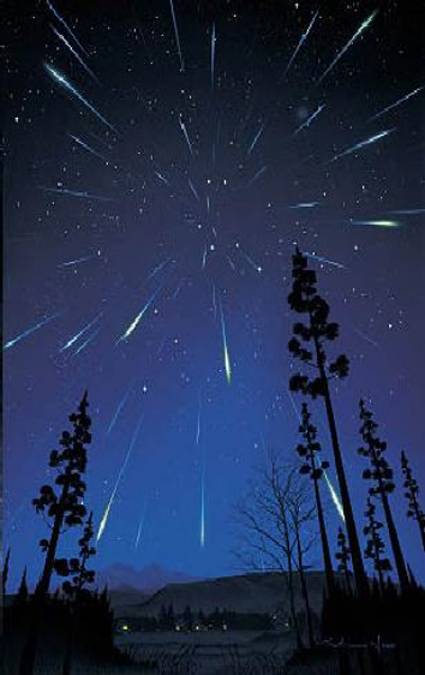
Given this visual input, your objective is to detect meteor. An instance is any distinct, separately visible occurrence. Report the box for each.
[117,285,163,343]
[72,328,100,356]
[135,499,148,549]
[188,178,200,201]
[210,22,216,90]
[3,313,61,351]
[330,128,395,163]
[58,254,94,267]
[212,283,217,319]
[154,170,170,186]
[289,201,319,209]
[202,246,208,270]
[354,329,379,348]
[40,186,112,201]
[60,312,103,352]
[304,252,346,269]
[44,63,116,132]
[50,25,98,83]
[226,255,236,271]
[389,208,425,215]
[324,471,345,523]
[317,10,378,85]
[247,165,268,187]
[46,0,88,56]
[293,104,325,136]
[107,387,132,436]
[283,9,319,79]
[68,134,108,163]
[178,116,194,156]
[148,258,172,280]
[350,219,400,228]
[247,124,264,155]
[219,298,232,384]
[97,414,144,542]
[368,85,424,122]
[169,0,185,72]
[238,248,262,273]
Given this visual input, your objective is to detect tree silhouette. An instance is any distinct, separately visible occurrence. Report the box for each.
[15,567,29,606]
[55,511,96,599]
[358,399,409,592]
[335,527,352,593]
[401,450,425,552]
[2,546,11,596]
[33,392,91,599]
[288,247,368,597]
[363,495,392,594]
[296,402,335,597]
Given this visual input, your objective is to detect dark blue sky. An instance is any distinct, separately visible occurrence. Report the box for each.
[4,0,425,590]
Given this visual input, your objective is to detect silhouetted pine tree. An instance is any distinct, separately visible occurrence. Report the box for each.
[55,511,96,598]
[33,392,91,599]
[2,547,11,596]
[401,450,425,552]
[363,496,392,594]
[296,402,335,596]
[335,527,352,593]
[19,393,91,675]
[288,247,368,597]
[15,567,29,606]
[358,399,409,592]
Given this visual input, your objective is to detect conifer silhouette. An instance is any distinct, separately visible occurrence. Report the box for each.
[358,399,409,592]
[288,247,368,596]
[401,450,425,552]
[296,402,335,596]
[2,546,11,596]
[363,495,392,594]
[335,527,352,593]
[33,392,91,599]
[16,567,29,605]
[55,511,96,598]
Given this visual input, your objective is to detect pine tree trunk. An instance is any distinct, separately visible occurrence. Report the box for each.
[313,333,368,598]
[381,491,409,593]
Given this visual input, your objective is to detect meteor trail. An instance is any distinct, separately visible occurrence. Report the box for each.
[169,0,185,72]
[107,387,132,436]
[178,116,194,156]
[97,413,144,542]
[210,22,216,90]
[188,178,200,201]
[247,124,264,155]
[219,298,232,384]
[46,0,88,56]
[212,284,217,319]
[68,134,108,162]
[354,329,379,348]
[202,246,208,270]
[40,186,112,201]
[72,328,100,356]
[58,254,94,268]
[239,248,262,273]
[117,285,163,343]
[324,472,345,523]
[3,313,61,351]
[389,208,425,215]
[135,500,148,549]
[148,258,172,280]
[44,63,116,132]
[350,219,400,228]
[247,165,268,187]
[154,170,170,185]
[293,104,325,136]
[317,10,378,85]
[330,128,395,163]
[60,312,103,352]
[283,9,319,78]
[289,201,319,209]
[304,252,346,269]
[50,25,98,82]
[368,85,424,122]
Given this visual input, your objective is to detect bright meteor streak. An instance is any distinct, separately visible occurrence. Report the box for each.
[317,10,378,85]
[135,500,148,549]
[289,201,320,209]
[72,328,100,357]
[97,414,144,542]
[107,388,132,436]
[330,128,395,163]
[283,9,319,78]
[368,85,424,122]
[247,124,264,155]
[50,25,98,82]
[60,312,103,352]
[46,0,88,56]
[58,254,94,268]
[44,63,116,132]
[210,22,216,90]
[169,0,185,72]
[68,134,108,163]
[304,252,346,269]
[117,285,163,343]
[219,298,232,384]
[324,471,345,523]
[40,186,112,201]
[293,104,325,136]
[350,219,400,228]
[179,116,194,156]
[3,313,61,351]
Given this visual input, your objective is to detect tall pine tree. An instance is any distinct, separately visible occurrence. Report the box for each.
[288,247,368,597]
[363,496,392,594]
[296,402,335,596]
[401,450,425,552]
[335,527,352,593]
[358,399,409,592]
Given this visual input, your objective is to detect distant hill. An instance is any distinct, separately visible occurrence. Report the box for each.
[113,571,336,619]
[96,562,201,594]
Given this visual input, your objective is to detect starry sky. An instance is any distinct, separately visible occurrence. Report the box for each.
[4,0,425,590]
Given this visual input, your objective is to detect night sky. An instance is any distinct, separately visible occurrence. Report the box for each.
[4,0,425,590]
